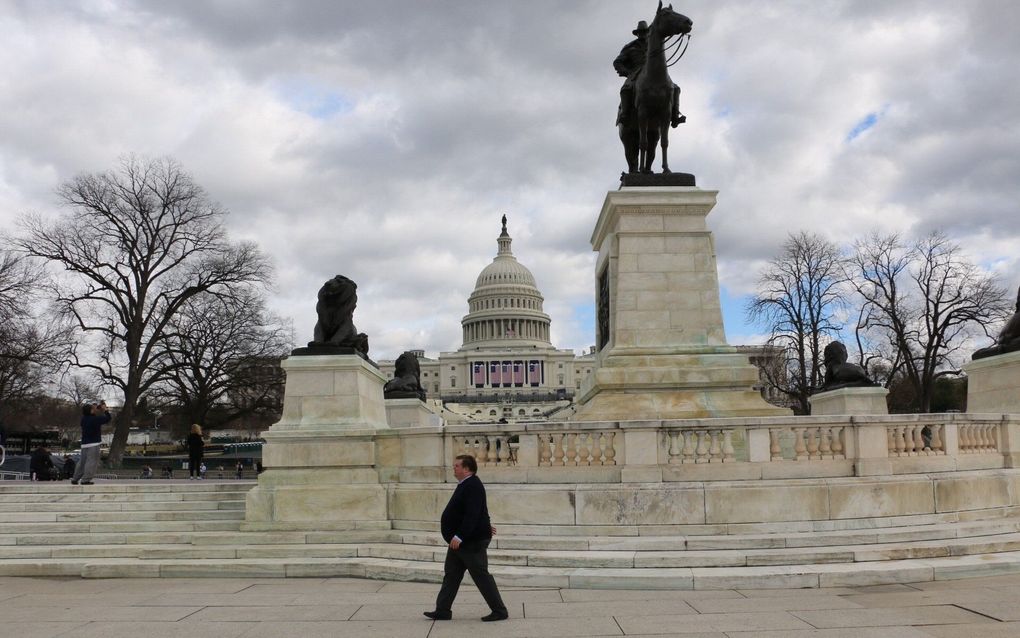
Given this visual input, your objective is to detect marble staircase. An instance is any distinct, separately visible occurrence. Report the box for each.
[5,481,1020,588]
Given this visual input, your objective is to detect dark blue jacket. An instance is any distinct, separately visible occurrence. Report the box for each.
[80,411,111,446]
[440,474,492,543]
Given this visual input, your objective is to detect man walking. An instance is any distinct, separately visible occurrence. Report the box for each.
[71,401,111,486]
[424,454,508,622]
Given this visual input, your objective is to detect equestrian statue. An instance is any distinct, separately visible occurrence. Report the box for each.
[615,2,693,176]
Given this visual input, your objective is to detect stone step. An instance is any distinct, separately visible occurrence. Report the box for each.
[0,519,241,539]
[0,483,255,494]
[0,493,251,506]
[5,529,1020,570]
[0,499,245,512]
[393,505,1020,537]
[1,510,245,523]
[389,518,1020,552]
[2,551,1020,588]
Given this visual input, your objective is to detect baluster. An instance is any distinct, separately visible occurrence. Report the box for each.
[722,429,735,462]
[539,435,552,466]
[986,424,997,451]
[681,430,696,463]
[770,428,782,461]
[564,433,578,466]
[577,433,591,466]
[708,430,722,462]
[930,423,943,453]
[668,431,682,465]
[591,433,605,466]
[886,427,896,456]
[551,433,564,466]
[497,436,510,465]
[483,436,493,466]
[465,436,476,458]
[793,428,807,460]
[830,426,844,458]
[695,430,710,463]
[914,425,926,455]
[604,432,617,466]
[806,428,820,459]
[894,426,907,456]
[818,426,832,458]
[902,425,915,455]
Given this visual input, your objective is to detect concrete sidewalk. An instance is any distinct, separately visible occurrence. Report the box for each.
[2,573,1019,637]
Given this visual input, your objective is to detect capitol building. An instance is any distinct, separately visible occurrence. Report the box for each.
[379,217,596,423]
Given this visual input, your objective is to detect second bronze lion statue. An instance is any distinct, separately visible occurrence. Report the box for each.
[383,351,426,400]
[819,341,877,392]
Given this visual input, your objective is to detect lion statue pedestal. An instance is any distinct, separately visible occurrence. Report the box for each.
[245,275,392,531]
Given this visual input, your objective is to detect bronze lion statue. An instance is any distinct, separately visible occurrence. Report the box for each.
[819,341,876,391]
[383,351,426,400]
[308,275,369,356]
[973,284,1020,360]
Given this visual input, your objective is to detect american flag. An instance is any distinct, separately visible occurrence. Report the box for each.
[473,362,486,386]
[501,361,512,386]
[513,361,524,385]
[489,361,501,386]
[529,360,541,386]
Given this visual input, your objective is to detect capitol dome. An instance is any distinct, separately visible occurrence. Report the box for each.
[461,216,552,349]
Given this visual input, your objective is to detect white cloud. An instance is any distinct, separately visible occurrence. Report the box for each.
[1,0,1018,360]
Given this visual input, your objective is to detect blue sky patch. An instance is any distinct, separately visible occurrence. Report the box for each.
[274,78,352,119]
[846,111,880,142]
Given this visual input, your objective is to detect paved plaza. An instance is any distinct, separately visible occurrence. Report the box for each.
[3,573,1020,638]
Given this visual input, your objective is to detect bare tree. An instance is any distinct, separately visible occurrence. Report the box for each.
[0,251,69,422]
[153,289,292,429]
[746,232,847,414]
[15,157,271,465]
[847,230,1010,412]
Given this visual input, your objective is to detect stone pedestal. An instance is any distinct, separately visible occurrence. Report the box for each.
[810,386,890,416]
[572,187,790,421]
[385,398,443,428]
[244,355,391,530]
[964,350,1020,414]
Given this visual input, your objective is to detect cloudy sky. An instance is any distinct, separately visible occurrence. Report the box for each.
[2,0,1018,360]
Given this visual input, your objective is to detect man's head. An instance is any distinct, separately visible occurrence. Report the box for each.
[82,403,93,417]
[91,401,106,416]
[453,454,477,481]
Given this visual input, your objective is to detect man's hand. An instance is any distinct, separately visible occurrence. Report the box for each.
[449,537,461,550]
[490,525,497,536]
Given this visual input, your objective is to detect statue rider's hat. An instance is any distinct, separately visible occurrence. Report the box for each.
[632,20,649,36]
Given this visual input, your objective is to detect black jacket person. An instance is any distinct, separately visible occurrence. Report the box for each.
[425,455,508,622]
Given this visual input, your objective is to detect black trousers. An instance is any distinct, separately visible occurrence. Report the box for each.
[189,453,202,477]
[434,538,507,615]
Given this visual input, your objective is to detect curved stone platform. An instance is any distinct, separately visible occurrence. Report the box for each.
[4,473,1020,589]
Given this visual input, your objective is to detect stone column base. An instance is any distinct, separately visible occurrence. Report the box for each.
[964,350,1020,414]
[385,398,443,428]
[810,386,889,416]
[572,348,790,421]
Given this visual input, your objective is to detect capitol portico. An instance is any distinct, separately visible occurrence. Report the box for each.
[380,217,595,423]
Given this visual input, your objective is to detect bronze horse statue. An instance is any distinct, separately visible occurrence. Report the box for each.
[619,3,693,174]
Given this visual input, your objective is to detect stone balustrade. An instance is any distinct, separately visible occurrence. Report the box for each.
[382,413,1020,483]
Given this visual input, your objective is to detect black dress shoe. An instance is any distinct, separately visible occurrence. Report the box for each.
[70,480,79,485]
[80,481,94,485]
[481,611,509,622]
[423,610,451,620]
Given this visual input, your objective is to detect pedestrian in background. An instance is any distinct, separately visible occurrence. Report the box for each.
[187,424,204,480]
[72,401,111,486]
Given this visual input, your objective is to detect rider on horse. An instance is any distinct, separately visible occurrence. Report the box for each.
[615,21,685,129]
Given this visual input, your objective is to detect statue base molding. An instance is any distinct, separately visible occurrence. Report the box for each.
[620,172,696,187]
[810,386,890,416]
[964,350,1020,414]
